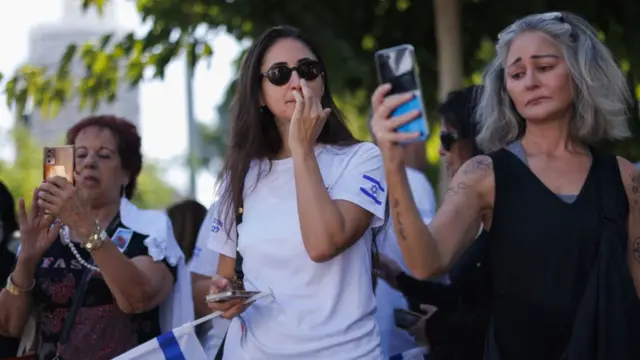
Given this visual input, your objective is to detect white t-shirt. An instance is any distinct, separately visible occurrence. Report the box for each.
[374,167,437,358]
[208,142,386,360]
[188,204,231,358]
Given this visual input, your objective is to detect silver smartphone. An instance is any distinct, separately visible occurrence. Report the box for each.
[374,44,429,142]
[205,290,261,303]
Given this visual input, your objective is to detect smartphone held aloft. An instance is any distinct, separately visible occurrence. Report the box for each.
[43,146,75,184]
[374,44,429,144]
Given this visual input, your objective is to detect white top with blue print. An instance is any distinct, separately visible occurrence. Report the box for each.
[207,142,386,360]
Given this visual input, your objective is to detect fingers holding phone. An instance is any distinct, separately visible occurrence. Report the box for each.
[408,304,439,346]
[206,276,250,319]
[372,45,429,165]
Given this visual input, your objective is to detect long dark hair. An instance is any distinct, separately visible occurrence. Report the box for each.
[436,85,484,156]
[218,25,358,235]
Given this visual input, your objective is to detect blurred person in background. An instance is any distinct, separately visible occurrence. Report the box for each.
[0,182,20,358]
[207,25,387,359]
[371,12,640,360]
[377,86,490,360]
[168,199,207,263]
[188,200,231,359]
[0,116,192,360]
[168,199,215,354]
[368,112,437,360]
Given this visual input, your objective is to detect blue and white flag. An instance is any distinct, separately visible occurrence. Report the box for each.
[113,323,207,360]
[113,291,273,360]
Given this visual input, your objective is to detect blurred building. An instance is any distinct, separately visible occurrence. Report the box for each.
[25,0,139,145]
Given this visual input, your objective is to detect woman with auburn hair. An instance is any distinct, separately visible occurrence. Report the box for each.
[0,116,192,360]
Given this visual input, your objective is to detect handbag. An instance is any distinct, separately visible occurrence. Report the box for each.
[559,151,640,360]
[484,150,640,360]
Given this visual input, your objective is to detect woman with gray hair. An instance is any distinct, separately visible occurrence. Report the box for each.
[370,11,640,360]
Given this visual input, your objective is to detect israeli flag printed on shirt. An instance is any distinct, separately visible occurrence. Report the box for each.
[359,174,386,206]
[112,323,207,360]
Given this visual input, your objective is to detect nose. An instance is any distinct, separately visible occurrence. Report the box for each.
[523,70,540,90]
[439,145,448,157]
[83,153,99,169]
[289,70,302,91]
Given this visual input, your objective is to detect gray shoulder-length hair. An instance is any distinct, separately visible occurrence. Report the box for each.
[476,11,632,153]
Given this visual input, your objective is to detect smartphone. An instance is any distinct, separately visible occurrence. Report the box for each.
[374,44,429,142]
[393,308,423,330]
[43,146,75,184]
[205,290,261,304]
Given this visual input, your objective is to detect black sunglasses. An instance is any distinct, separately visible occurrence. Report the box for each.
[440,131,459,152]
[261,60,323,86]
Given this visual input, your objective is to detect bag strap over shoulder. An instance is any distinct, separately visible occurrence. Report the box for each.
[233,205,245,290]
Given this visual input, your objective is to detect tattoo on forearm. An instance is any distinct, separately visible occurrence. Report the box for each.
[633,237,640,264]
[392,198,407,242]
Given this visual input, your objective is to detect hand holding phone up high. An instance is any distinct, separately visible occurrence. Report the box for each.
[370,84,422,165]
[207,276,249,319]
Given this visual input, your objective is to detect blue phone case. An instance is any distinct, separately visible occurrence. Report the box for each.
[392,92,429,142]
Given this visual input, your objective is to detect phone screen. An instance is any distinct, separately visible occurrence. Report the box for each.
[393,308,422,330]
[374,45,429,142]
[375,46,419,95]
[43,146,75,184]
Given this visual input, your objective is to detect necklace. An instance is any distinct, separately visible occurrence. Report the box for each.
[60,226,100,272]
[59,212,121,272]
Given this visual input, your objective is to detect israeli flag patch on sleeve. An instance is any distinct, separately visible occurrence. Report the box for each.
[359,174,385,206]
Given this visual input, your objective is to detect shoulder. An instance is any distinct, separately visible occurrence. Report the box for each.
[449,155,494,188]
[322,142,380,161]
[446,155,495,208]
[616,156,638,182]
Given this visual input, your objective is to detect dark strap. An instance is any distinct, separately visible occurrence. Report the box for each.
[58,268,92,345]
[57,212,122,346]
[215,206,244,359]
[594,151,621,228]
[233,207,244,289]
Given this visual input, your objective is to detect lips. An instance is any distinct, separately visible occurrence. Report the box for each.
[83,175,99,184]
[525,96,550,107]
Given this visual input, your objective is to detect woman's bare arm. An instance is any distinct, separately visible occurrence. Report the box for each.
[388,155,494,279]
[216,254,236,281]
[0,255,37,337]
[88,239,174,314]
[293,148,374,263]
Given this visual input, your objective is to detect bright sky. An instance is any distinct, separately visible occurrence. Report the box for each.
[0,0,247,207]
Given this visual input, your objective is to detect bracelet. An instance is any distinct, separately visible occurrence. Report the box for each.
[82,220,107,252]
[5,274,35,296]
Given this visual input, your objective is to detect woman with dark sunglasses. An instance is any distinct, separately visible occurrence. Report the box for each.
[376,86,490,360]
[371,12,640,360]
[205,26,387,359]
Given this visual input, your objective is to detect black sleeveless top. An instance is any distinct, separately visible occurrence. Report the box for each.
[486,148,628,360]
[32,220,176,360]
